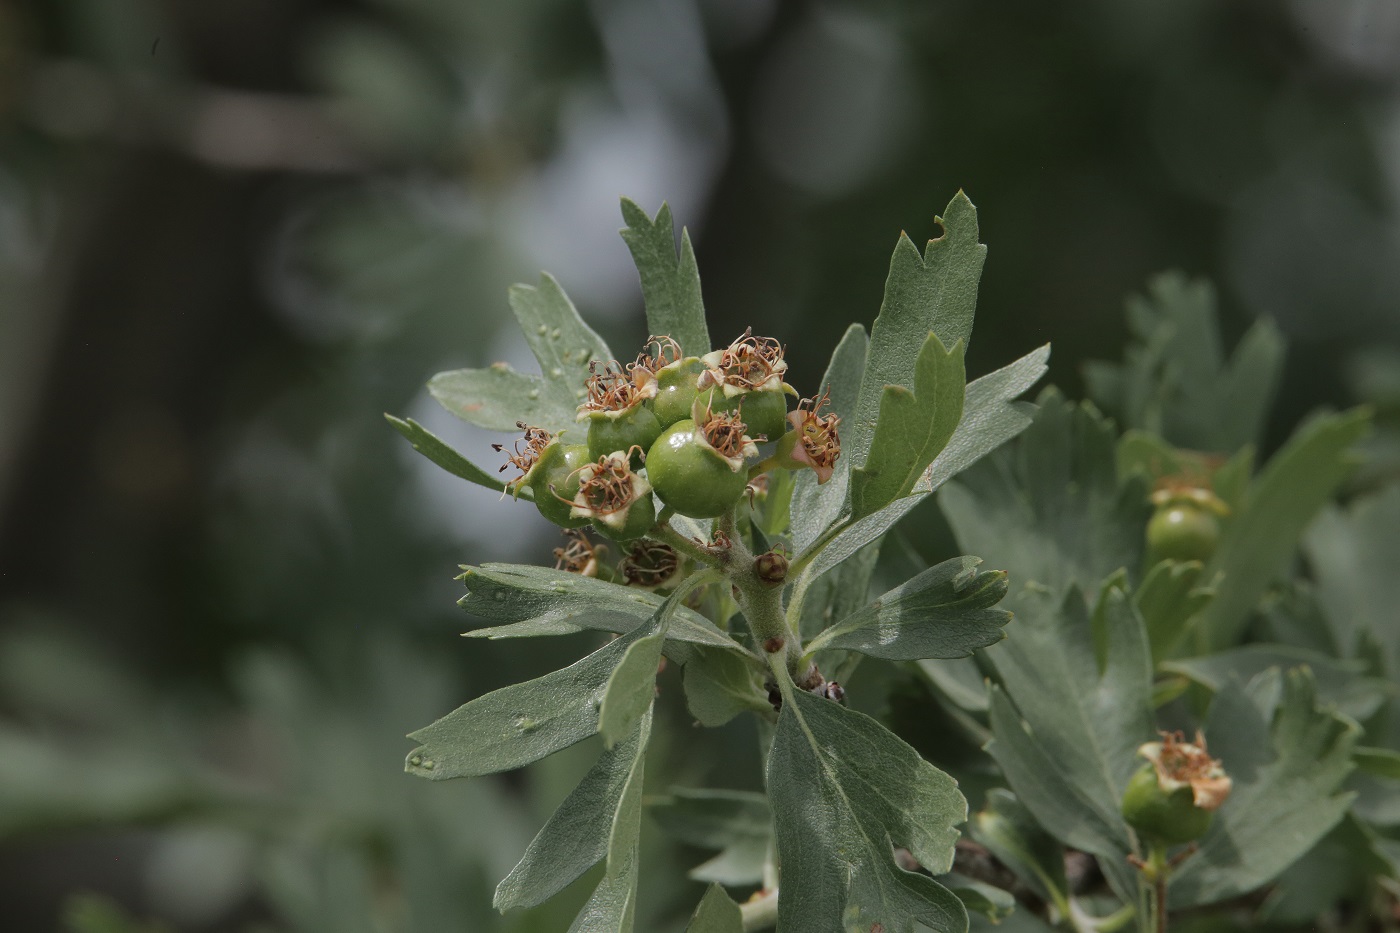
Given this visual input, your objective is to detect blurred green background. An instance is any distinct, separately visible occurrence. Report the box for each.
[1,0,1397,929]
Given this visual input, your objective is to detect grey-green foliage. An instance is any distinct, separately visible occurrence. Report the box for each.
[1304,485,1400,677]
[768,689,969,933]
[1082,271,1284,453]
[850,190,984,466]
[649,788,772,886]
[970,790,1069,910]
[495,715,650,911]
[796,343,1050,584]
[684,885,744,933]
[394,269,614,497]
[430,273,611,436]
[386,414,522,496]
[808,556,1010,661]
[458,563,746,662]
[1163,645,1394,722]
[1194,407,1370,650]
[404,629,643,779]
[851,332,966,518]
[940,389,1151,599]
[984,584,1151,901]
[1169,668,1359,907]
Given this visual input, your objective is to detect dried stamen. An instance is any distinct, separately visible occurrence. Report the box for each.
[618,541,680,588]
[630,335,684,377]
[1139,730,1232,811]
[698,328,788,393]
[699,401,761,459]
[553,529,606,577]
[491,421,554,490]
[573,449,646,517]
[578,359,655,416]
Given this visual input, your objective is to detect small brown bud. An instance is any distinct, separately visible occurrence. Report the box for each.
[755,550,788,585]
[763,636,786,654]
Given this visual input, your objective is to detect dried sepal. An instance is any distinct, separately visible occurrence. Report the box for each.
[631,335,684,380]
[577,358,658,420]
[1138,730,1232,812]
[618,540,681,589]
[491,421,554,496]
[1149,482,1231,516]
[698,328,794,397]
[570,449,653,532]
[692,396,760,470]
[787,391,842,484]
[553,528,607,577]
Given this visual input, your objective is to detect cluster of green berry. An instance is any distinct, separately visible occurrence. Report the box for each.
[494,330,841,548]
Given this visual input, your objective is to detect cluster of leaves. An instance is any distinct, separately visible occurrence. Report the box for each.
[396,197,1400,932]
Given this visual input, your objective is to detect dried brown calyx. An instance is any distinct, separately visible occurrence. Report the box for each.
[491,421,553,492]
[578,359,656,417]
[1139,730,1232,811]
[698,328,790,395]
[571,450,650,518]
[553,528,607,576]
[787,392,842,484]
[618,540,681,589]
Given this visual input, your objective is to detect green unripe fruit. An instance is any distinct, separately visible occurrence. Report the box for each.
[586,405,662,465]
[591,492,655,542]
[1120,763,1213,846]
[714,389,789,442]
[527,443,592,529]
[647,420,750,518]
[1147,502,1221,563]
[652,358,707,427]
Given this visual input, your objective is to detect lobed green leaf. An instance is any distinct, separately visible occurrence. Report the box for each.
[808,556,1010,661]
[940,389,1150,600]
[983,584,1152,901]
[1163,645,1395,722]
[849,190,985,466]
[795,345,1049,584]
[681,646,769,728]
[619,199,710,357]
[1303,484,1400,679]
[850,333,966,519]
[1083,272,1284,453]
[429,363,575,434]
[768,689,968,933]
[509,272,613,413]
[1133,558,1214,661]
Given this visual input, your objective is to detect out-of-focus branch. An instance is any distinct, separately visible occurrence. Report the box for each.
[24,58,373,173]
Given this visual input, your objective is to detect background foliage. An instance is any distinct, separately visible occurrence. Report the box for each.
[2,0,1399,929]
